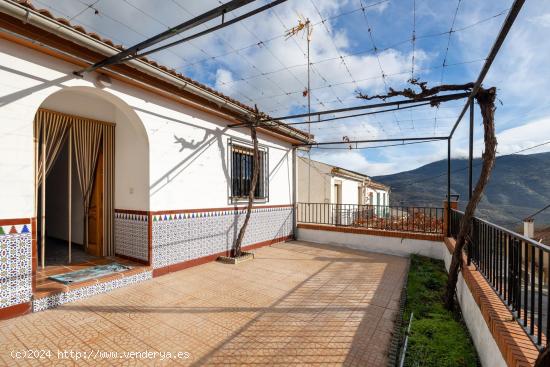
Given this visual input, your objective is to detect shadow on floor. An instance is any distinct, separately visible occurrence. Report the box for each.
[14,241,407,366]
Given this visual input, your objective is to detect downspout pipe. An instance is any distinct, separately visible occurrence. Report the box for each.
[0,0,311,144]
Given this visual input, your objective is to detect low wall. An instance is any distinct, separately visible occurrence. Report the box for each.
[442,242,507,367]
[112,206,294,269]
[296,225,446,260]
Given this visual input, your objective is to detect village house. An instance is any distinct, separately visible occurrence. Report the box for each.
[296,157,390,226]
[0,0,314,317]
[297,156,389,206]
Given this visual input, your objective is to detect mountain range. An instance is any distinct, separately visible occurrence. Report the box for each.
[373,152,550,230]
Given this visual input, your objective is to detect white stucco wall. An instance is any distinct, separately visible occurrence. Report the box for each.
[142,93,293,210]
[297,158,365,206]
[334,176,361,205]
[0,38,294,220]
[40,89,150,211]
[296,228,446,259]
[296,157,390,207]
[296,157,331,204]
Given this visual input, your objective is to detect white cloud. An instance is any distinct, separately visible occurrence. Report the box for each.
[306,149,396,176]
[214,69,233,91]
[530,13,550,27]
[493,118,550,155]
[203,0,424,118]
[309,150,370,172]
[453,117,550,158]
[307,137,449,176]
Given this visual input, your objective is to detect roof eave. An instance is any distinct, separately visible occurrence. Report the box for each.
[1,0,314,145]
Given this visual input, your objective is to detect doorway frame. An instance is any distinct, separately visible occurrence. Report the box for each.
[33,108,115,269]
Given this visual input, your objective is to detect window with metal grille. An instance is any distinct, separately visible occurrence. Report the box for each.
[230,144,268,200]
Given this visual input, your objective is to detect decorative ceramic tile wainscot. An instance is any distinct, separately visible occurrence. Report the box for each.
[0,222,32,310]
[114,211,149,262]
[152,206,293,269]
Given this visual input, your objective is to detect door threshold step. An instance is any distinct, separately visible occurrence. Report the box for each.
[32,264,152,312]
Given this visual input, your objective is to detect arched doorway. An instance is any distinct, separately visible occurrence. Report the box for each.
[34,87,149,268]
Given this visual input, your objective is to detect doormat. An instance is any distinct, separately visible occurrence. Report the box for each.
[48,263,131,284]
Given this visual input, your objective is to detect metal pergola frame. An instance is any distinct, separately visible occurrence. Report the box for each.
[444,0,525,235]
[74,0,287,76]
[262,0,525,236]
[73,0,525,239]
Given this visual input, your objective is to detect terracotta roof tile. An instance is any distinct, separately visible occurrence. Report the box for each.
[15,0,312,141]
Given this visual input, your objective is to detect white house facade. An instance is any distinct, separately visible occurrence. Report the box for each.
[297,157,390,206]
[0,1,313,318]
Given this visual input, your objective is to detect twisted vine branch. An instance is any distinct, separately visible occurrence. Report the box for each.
[232,106,261,258]
[357,79,474,106]
[357,81,497,310]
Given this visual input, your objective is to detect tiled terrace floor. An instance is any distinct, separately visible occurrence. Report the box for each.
[1,241,408,366]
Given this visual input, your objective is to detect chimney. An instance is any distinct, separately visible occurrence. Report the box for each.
[523,217,534,238]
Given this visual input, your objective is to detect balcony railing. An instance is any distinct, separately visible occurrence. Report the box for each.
[450,209,549,348]
[297,203,444,234]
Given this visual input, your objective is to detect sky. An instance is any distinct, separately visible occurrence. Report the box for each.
[34,0,550,176]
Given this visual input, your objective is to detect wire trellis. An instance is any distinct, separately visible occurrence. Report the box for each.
[33,0,512,143]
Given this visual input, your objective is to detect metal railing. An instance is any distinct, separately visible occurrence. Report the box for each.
[297,203,444,234]
[450,209,549,348]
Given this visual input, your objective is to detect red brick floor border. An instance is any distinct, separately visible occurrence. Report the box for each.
[0,302,31,320]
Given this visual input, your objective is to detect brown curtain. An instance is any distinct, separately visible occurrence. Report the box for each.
[103,124,115,256]
[34,109,72,186]
[72,119,103,250]
[34,109,72,268]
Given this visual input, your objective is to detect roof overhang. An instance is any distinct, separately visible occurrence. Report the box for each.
[0,0,315,145]
[331,167,369,182]
[331,167,389,190]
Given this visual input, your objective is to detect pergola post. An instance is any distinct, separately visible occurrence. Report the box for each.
[41,129,46,269]
[468,99,474,199]
[447,137,451,237]
[292,147,297,239]
[68,128,72,264]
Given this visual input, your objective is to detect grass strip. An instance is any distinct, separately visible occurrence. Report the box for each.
[403,255,479,367]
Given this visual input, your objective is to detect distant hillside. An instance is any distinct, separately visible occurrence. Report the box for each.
[374,152,550,228]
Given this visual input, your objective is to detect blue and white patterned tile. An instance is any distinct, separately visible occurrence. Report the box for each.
[151,207,293,269]
[114,212,149,262]
[0,230,32,309]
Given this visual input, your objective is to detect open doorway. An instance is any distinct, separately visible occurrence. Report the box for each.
[36,136,101,265]
[34,109,114,269]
